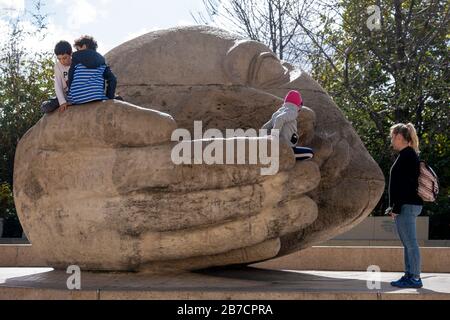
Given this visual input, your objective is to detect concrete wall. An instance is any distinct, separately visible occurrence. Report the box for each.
[1,244,449,273]
[253,246,450,273]
[333,216,429,240]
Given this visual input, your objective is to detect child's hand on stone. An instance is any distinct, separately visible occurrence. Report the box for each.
[59,103,69,112]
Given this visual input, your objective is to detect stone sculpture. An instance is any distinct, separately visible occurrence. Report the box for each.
[13,26,384,272]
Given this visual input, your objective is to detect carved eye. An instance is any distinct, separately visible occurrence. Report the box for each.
[224,40,289,88]
[249,52,290,88]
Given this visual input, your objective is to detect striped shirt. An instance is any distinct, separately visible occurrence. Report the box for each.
[68,64,108,105]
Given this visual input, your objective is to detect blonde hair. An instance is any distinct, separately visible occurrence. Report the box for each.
[390,123,420,154]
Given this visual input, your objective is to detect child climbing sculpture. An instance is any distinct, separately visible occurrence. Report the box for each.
[40,41,72,113]
[68,35,117,105]
[262,90,314,161]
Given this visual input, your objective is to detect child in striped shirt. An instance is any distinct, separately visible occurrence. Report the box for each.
[67,35,117,106]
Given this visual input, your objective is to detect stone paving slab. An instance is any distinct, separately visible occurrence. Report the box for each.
[0,267,449,300]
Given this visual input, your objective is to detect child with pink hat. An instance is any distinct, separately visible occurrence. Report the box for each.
[262,90,314,161]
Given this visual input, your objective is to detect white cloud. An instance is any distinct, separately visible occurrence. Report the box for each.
[123,26,160,43]
[66,0,97,29]
[0,17,8,40]
[1,0,207,56]
[0,0,24,11]
[98,27,159,55]
[0,15,78,58]
[177,19,194,27]
[29,18,79,53]
[0,0,25,17]
[96,40,111,55]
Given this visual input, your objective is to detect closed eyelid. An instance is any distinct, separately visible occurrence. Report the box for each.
[224,41,289,87]
[248,52,290,88]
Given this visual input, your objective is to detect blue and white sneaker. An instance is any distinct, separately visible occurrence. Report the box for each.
[292,147,314,161]
[392,277,423,289]
[390,273,411,287]
[403,278,423,288]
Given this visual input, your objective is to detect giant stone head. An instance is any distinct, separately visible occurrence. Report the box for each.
[13,26,384,272]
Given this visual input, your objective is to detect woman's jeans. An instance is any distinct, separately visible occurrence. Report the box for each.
[394,204,423,278]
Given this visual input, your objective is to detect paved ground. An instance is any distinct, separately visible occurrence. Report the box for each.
[0,266,449,300]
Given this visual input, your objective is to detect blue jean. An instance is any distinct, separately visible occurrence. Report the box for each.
[394,204,423,278]
[40,97,60,113]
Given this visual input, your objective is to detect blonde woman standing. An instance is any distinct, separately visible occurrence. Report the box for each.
[387,123,424,288]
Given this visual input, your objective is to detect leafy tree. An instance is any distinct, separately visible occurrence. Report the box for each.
[300,0,450,217]
[0,1,53,235]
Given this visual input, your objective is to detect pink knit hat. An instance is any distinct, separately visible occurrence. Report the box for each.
[284,90,303,108]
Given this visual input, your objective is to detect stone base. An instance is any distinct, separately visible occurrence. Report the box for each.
[0,267,449,300]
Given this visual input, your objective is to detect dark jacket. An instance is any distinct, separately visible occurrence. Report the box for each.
[389,146,423,214]
[68,49,117,99]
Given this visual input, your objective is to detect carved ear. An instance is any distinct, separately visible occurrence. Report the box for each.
[224,40,289,88]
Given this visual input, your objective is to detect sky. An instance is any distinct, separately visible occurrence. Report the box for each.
[0,0,209,54]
